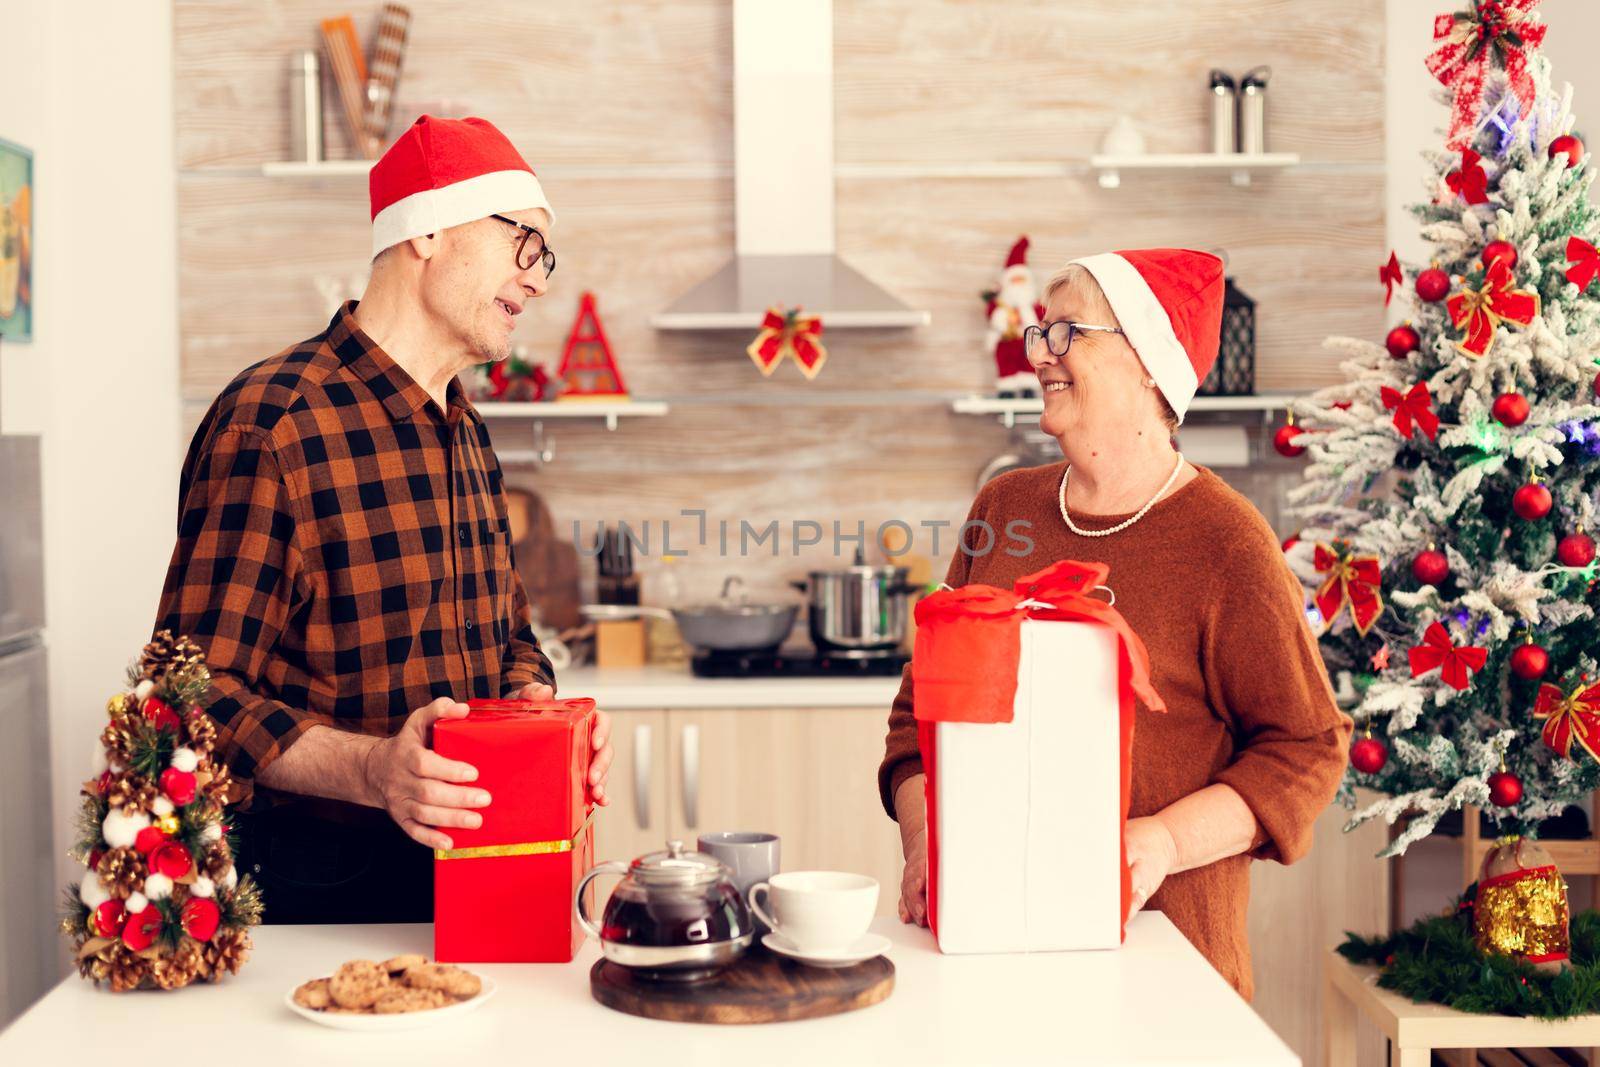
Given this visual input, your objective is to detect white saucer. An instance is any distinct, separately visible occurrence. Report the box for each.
[763,932,890,968]
[284,975,497,1031]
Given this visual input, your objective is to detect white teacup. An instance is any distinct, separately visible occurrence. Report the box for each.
[746,871,878,953]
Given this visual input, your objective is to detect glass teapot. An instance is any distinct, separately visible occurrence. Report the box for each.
[575,839,754,981]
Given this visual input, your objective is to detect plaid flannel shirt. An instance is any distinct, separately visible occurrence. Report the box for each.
[158,303,554,804]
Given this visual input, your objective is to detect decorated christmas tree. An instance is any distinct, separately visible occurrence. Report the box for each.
[1288,1,1600,855]
[61,632,262,991]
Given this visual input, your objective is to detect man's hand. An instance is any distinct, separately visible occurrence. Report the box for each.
[898,827,930,927]
[512,682,614,806]
[362,697,490,851]
[1125,815,1178,916]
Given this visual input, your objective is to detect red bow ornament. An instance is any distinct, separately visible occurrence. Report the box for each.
[1380,252,1403,306]
[1565,237,1600,290]
[1381,382,1441,441]
[747,306,828,380]
[1445,149,1490,205]
[1313,542,1384,636]
[1426,1,1548,150]
[1407,621,1489,690]
[1446,258,1540,358]
[1534,680,1600,760]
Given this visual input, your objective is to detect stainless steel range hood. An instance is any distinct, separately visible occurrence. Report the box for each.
[650,0,930,331]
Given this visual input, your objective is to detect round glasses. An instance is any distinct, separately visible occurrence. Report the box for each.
[490,213,556,278]
[1023,319,1124,358]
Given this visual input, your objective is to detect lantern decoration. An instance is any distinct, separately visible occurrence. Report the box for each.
[1196,276,1255,396]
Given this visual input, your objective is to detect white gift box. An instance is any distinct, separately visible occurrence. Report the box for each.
[931,617,1124,954]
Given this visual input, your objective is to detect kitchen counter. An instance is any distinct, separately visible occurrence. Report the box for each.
[3,915,1297,1065]
[556,664,903,709]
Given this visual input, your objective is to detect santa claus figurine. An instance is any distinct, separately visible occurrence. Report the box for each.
[983,236,1044,397]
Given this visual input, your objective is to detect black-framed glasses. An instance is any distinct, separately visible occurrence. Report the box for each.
[1023,319,1124,358]
[490,213,556,278]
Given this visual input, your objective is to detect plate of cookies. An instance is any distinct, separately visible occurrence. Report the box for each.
[287,955,495,1030]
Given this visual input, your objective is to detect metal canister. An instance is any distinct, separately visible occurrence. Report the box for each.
[1209,69,1238,155]
[288,50,322,164]
[1239,66,1270,155]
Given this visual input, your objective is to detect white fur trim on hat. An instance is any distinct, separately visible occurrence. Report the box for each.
[1070,252,1200,424]
[371,169,554,258]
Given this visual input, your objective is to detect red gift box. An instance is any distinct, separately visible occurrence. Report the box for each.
[432,698,597,963]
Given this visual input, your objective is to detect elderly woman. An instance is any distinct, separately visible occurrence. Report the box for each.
[878,248,1351,999]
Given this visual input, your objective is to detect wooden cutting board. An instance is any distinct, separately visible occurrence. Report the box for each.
[589,947,894,1025]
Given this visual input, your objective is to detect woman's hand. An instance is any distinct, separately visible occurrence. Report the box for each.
[899,827,930,926]
[1124,815,1179,916]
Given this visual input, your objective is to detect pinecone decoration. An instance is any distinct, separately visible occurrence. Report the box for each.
[185,711,217,753]
[100,719,136,766]
[139,631,193,677]
[98,848,146,898]
[106,945,151,992]
[203,926,251,976]
[204,842,234,880]
[105,776,156,814]
[151,939,205,990]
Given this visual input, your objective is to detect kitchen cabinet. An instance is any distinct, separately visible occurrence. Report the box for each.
[664,707,905,917]
[591,710,670,868]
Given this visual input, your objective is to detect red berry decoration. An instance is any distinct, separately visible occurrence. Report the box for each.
[121,906,163,952]
[1559,530,1597,568]
[1273,423,1306,458]
[1351,736,1388,774]
[92,900,127,939]
[1412,547,1450,585]
[1491,391,1529,427]
[1512,481,1553,521]
[142,696,181,732]
[1481,240,1518,271]
[1416,267,1451,303]
[150,841,193,880]
[1487,770,1523,807]
[134,825,168,855]
[1550,134,1586,167]
[1510,641,1550,680]
[1386,323,1420,359]
[182,897,222,943]
[160,767,197,806]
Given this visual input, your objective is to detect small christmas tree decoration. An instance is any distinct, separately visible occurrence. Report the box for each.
[1416,265,1452,303]
[1558,529,1596,568]
[1482,240,1519,271]
[1510,638,1550,681]
[61,632,262,992]
[1491,391,1529,426]
[1549,134,1585,167]
[1273,416,1306,458]
[1412,544,1450,585]
[1487,768,1524,807]
[1351,733,1388,774]
[1386,322,1421,359]
[556,292,630,398]
[1513,479,1553,521]
[1473,837,1571,972]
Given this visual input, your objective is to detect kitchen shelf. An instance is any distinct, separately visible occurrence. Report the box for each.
[1089,152,1301,189]
[951,393,1301,429]
[475,398,668,431]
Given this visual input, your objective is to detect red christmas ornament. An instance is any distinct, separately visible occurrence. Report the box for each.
[1412,547,1450,585]
[1510,641,1550,681]
[1281,535,1299,552]
[142,696,181,732]
[92,900,127,939]
[1559,531,1597,568]
[1487,769,1524,807]
[1351,737,1388,774]
[160,767,197,806]
[1416,267,1451,303]
[1386,323,1420,359]
[134,825,168,855]
[150,841,193,881]
[1273,423,1306,458]
[1513,482,1553,521]
[121,906,163,952]
[1481,240,1518,271]
[1550,134,1586,168]
[1592,370,1600,399]
[182,897,222,943]
[1491,392,1529,427]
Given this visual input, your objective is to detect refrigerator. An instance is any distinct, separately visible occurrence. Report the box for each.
[0,435,56,1028]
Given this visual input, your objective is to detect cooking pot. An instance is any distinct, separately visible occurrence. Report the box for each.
[575,839,754,981]
[583,576,797,653]
[792,552,919,651]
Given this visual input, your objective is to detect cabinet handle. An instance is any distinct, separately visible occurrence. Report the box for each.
[633,723,652,830]
[681,724,700,829]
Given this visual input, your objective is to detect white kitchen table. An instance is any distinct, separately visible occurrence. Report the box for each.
[2,913,1296,1066]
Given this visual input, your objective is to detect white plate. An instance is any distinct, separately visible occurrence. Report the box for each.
[763,931,891,969]
[284,974,497,1031]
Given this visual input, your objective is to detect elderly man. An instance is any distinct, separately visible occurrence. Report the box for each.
[157,116,612,923]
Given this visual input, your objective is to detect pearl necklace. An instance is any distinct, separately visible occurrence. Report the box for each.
[1059,452,1186,537]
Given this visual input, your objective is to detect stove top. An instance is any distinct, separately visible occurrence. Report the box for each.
[690,647,909,678]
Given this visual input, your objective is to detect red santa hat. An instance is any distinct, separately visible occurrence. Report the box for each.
[1068,248,1223,424]
[368,115,554,258]
[1005,236,1031,269]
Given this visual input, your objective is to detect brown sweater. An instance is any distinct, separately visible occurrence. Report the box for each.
[878,462,1351,999]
